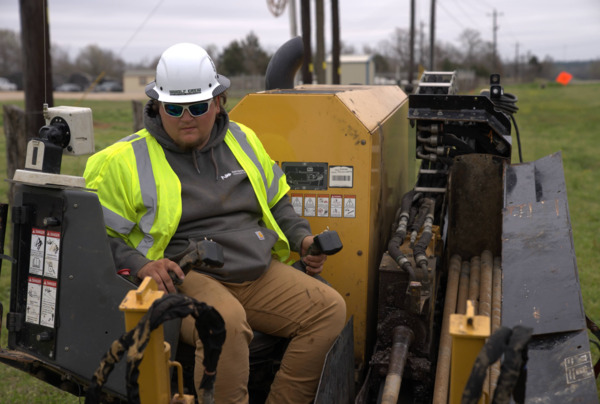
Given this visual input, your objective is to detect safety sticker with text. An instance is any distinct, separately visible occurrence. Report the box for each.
[317,196,330,217]
[40,279,57,328]
[304,194,316,217]
[26,276,42,324]
[44,231,61,279]
[291,194,303,216]
[344,195,356,218]
[331,195,343,218]
[29,228,45,276]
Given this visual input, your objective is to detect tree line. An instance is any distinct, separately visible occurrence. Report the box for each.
[1,28,599,91]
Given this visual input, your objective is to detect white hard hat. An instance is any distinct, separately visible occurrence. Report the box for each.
[145,43,230,103]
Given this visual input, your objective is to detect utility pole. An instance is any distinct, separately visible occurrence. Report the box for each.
[489,8,502,71]
[514,42,519,81]
[408,0,415,88]
[19,0,54,140]
[331,0,340,84]
[315,0,325,84]
[430,0,436,70]
[300,0,312,84]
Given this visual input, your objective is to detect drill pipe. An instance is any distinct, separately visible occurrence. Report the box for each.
[479,250,494,399]
[489,256,503,398]
[468,256,481,314]
[433,254,462,404]
[380,326,415,404]
[457,260,471,315]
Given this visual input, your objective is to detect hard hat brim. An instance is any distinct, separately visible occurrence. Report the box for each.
[145,74,230,103]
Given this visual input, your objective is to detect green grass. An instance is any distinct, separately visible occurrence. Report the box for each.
[1,84,600,400]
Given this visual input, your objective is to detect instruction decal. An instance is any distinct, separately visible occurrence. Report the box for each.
[329,166,354,188]
[317,196,329,217]
[26,276,42,324]
[304,194,316,217]
[565,352,594,384]
[344,195,356,218]
[44,230,61,278]
[40,279,57,328]
[331,195,343,218]
[291,193,303,216]
[29,228,46,276]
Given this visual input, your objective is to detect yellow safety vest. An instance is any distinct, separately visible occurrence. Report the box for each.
[83,121,291,262]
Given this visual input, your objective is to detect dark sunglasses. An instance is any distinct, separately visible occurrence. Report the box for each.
[162,100,212,117]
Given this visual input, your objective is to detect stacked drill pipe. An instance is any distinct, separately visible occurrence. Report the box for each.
[433,250,502,404]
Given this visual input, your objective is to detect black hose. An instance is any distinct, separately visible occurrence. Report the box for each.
[85,294,226,404]
[461,326,533,404]
[492,326,533,404]
[461,327,512,404]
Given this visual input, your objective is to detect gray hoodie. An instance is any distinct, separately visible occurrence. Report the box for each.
[110,101,312,282]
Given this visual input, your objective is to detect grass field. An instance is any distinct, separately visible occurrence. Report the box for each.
[1,82,600,401]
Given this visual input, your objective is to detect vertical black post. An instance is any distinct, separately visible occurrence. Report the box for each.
[408,0,415,86]
[331,0,341,84]
[430,0,436,70]
[19,0,54,140]
[300,0,312,84]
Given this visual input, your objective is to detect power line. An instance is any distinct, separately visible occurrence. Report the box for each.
[437,0,467,31]
[116,0,165,58]
[448,0,485,31]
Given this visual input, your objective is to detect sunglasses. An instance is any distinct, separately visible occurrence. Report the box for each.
[162,100,212,118]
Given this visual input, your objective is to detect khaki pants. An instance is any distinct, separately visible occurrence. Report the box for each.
[179,259,347,404]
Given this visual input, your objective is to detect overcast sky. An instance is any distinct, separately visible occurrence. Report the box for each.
[1,0,598,66]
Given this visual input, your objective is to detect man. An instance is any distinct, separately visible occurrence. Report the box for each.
[84,42,346,404]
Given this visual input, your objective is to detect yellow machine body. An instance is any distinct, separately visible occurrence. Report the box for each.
[230,84,414,368]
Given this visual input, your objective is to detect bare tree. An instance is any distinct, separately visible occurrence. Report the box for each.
[0,29,22,78]
[75,44,126,81]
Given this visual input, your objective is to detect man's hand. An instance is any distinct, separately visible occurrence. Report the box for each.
[137,258,185,293]
[301,235,327,276]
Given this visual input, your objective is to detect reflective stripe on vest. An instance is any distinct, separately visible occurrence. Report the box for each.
[228,122,285,205]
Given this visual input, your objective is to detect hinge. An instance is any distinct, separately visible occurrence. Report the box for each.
[11,206,31,224]
[7,312,24,332]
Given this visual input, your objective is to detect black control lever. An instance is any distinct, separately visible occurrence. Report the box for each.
[293,230,343,272]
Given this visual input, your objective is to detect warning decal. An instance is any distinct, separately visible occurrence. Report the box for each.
[304,194,316,217]
[30,228,45,276]
[291,194,303,216]
[344,195,356,218]
[44,230,61,279]
[26,276,42,324]
[317,196,329,217]
[331,195,343,218]
[40,279,57,328]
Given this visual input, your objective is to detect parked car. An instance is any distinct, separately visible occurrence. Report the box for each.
[0,77,17,91]
[55,83,83,92]
[95,81,123,92]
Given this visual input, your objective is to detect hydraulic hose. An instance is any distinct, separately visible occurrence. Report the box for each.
[412,198,436,280]
[388,191,417,281]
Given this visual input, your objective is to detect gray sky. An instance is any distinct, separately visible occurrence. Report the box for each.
[1,0,598,65]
